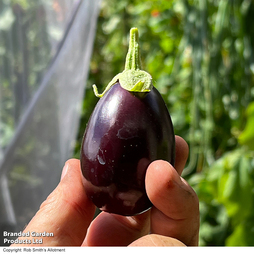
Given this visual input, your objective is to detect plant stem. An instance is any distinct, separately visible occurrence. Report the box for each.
[125,27,142,71]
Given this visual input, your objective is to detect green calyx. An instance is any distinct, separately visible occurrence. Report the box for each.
[93,27,153,98]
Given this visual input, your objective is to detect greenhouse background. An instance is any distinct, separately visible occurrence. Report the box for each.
[0,0,101,245]
[1,0,254,246]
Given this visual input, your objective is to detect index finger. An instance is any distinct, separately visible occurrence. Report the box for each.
[12,159,96,246]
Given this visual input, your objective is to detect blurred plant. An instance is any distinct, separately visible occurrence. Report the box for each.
[0,0,51,151]
[193,102,254,246]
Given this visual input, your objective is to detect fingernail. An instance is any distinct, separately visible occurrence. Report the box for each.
[61,162,69,181]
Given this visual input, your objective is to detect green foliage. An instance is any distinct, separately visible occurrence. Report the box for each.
[193,100,254,246]
[75,0,254,246]
[239,102,254,151]
[193,147,254,245]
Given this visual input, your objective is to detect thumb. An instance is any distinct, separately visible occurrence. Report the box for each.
[12,159,95,246]
[145,160,199,246]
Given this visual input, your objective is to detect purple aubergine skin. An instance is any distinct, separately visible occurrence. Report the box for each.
[80,82,175,216]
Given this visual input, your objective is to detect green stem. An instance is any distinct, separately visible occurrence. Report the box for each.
[93,27,153,98]
[125,27,142,70]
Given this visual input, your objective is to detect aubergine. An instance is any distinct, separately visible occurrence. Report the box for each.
[80,27,175,216]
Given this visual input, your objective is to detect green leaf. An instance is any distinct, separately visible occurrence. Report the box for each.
[217,150,253,221]
[226,216,254,246]
[239,102,254,151]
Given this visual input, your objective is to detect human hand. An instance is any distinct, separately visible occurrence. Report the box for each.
[12,136,199,246]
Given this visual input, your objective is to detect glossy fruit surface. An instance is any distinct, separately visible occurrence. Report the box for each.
[80,82,175,215]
